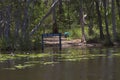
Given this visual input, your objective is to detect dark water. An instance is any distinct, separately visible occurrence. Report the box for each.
[0,47,120,80]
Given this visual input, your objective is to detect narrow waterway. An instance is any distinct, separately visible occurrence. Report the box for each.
[0,47,120,80]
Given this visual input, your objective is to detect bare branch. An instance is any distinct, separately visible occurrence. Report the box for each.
[30,0,59,35]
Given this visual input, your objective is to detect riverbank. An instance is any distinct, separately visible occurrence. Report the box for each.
[44,36,120,49]
[0,36,119,52]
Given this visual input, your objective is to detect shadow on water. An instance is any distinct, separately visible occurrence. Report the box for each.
[0,47,120,80]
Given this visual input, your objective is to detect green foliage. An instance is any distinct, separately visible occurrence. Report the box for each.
[69,27,81,39]
[31,34,42,50]
[0,37,8,50]
[0,0,120,51]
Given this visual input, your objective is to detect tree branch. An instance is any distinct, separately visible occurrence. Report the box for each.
[30,0,59,35]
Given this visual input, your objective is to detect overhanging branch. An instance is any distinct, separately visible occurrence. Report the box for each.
[30,0,59,35]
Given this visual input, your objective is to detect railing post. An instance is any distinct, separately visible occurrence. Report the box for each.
[41,34,44,52]
[59,33,62,51]
[41,33,62,52]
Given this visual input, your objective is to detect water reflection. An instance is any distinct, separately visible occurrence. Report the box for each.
[0,48,120,80]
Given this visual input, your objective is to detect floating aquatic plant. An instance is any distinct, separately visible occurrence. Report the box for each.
[15,64,35,69]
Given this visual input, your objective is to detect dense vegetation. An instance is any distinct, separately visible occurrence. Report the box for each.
[0,0,120,51]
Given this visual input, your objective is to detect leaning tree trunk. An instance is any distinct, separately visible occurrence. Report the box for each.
[112,0,117,41]
[95,0,104,40]
[30,0,59,35]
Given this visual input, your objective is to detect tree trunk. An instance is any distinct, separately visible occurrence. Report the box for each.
[14,8,21,38]
[88,18,93,35]
[79,7,86,43]
[116,0,120,19]
[52,0,58,33]
[20,0,31,50]
[112,0,117,41]
[4,6,11,41]
[0,11,4,37]
[59,0,63,14]
[58,0,64,22]
[22,0,30,39]
[103,0,113,45]
[87,1,94,35]
[95,0,104,40]
[67,0,71,29]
